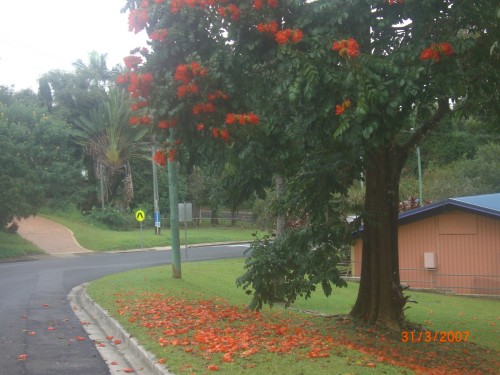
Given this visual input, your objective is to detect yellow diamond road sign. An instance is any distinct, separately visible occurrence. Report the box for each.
[135,210,145,222]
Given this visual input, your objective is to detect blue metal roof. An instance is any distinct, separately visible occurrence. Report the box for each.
[399,193,500,224]
[452,193,500,212]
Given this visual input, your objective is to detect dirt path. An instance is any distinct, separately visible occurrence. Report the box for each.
[17,216,92,255]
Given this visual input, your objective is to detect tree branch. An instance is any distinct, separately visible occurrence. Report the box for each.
[400,98,450,155]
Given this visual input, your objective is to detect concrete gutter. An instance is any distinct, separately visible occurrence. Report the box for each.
[69,284,174,375]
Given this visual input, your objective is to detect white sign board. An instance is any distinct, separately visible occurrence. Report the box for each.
[178,202,193,222]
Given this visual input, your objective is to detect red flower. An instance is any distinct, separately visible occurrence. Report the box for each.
[275,30,290,45]
[149,28,169,42]
[332,38,360,59]
[267,0,279,8]
[292,29,303,43]
[221,129,230,141]
[253,0,263,10]
[217,7,226,17]
[246,113,259,124]
[192,103,204,115]
[124,55,143,70]
[174,64,190,83]
[335,99,352,116]
[228,4,241,20]
[177,85,187,98]
[225,113,236,125]
[420,42,453,62]
[158,119,176,129]
[439,42,454,56]
[116,74,129,85]
[128,8,149,34]
[204,102,215,113]
[196,123,205,131]
[420,48,436,61]
[130,102,139,111]
[168,149,176,162]
[154,151,167,166]
[347,38,360,57]
[212,128,220,138]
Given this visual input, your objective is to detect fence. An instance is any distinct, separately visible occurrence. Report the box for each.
[347,261,500,296]
[135,216,256,230]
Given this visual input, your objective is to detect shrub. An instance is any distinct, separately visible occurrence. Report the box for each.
[84,207,133,231]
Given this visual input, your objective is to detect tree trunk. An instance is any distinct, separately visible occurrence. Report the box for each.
[350,145,406,330]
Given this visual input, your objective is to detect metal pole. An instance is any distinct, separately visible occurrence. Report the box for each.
[99,161,105,210]
[152,142,161,235]
[184,203,188,261]
[168,129,181,279]
[416,145,423,206]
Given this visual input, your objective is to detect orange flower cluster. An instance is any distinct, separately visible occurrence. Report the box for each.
[420,42,454,62]
[256,21,278,34]
[332,38,360,58]
[158,119,177,129]
[193,101,216,115]
[217,4,241,21]
[177,83,199,98]
[132,73,153,98]
[212,128,230,141]
[253,0,279,10]
[129,115,152,125]
[275,29,303,45]
[128,7,149,34]
[335,99,352,115]
[154,150,167,166]
[225,113,260,125]
[256,23,303,45]
[207,90,229,101]
[123,55,143,70]
[130,101,149,111]
[149,28,169,42]
[174,62,207,84]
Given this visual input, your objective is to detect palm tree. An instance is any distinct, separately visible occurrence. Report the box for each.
[73,51,111,90]
[73,87,148,209]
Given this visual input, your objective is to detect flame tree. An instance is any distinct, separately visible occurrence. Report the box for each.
[120,0,499,329]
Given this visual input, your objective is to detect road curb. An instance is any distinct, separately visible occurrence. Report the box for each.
[69,284,173,375]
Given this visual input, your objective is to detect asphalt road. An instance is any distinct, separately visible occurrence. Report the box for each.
[0,245,249,375]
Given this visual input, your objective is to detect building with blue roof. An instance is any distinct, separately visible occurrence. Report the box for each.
[351,193,500,296]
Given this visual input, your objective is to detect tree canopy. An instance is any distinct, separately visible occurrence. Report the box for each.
[117,0,499,329]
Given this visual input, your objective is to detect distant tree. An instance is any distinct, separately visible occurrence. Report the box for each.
[0,88,87,226]
[0,107,44,228]
[73,88,148,209]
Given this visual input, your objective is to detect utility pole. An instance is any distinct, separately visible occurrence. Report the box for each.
[151,140,161,235]
[168,129,181,278]
[416,145,423,206]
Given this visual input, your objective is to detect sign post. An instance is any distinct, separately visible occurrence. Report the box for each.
[135,209,145,248]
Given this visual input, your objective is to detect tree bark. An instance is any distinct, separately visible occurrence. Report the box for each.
[350,145,406,330]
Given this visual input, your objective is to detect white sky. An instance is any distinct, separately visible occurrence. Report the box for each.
[0,0,147,91]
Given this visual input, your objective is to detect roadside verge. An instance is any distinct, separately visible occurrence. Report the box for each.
[69,284,173,375]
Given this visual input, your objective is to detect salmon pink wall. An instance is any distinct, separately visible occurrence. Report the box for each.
[351,210,500,295]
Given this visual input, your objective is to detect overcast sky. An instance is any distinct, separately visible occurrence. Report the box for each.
[0,0,147,91]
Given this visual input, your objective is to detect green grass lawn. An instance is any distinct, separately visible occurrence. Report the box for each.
[42,210,263,251]
[88,258,499,375]
[0,230,44,260]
